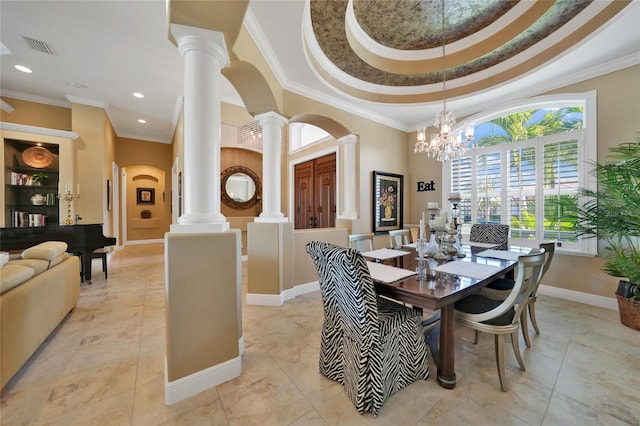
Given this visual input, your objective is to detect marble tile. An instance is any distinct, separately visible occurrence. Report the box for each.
[217,369,313,426]
[543,390,631,426]
[4,243,637,426]
[555,362,640,424]
[37,355,138,420]
[32,389,134,426]
[131,378,222,425]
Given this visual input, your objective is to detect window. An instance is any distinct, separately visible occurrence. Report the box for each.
[444,92,597,255]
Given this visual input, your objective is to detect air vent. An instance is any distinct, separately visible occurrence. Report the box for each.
[22,36,56,55]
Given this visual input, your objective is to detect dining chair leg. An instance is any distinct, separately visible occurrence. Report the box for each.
[474,330,480,344]
[494,334,508,392]
[511,330,525,371]
[528,302,540,334]
[520,310,531,348]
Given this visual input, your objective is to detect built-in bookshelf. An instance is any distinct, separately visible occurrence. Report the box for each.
[4,139,60,227]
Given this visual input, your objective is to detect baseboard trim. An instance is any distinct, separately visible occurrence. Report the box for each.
[247,281,319,306]
[164,355,241,405]
[538,284,617,310]
[246,292,284,306]
[125,238,164,246]
[294,281,319,296]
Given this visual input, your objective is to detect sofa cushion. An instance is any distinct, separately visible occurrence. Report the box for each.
[22,241,68,262]
[9,258,49,275]
[0,264,35,294]
[48,252,70,269]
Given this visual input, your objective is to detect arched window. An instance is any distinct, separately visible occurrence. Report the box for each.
[443,92,597,255]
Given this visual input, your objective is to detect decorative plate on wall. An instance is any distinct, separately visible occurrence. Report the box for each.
[22,146,53,168]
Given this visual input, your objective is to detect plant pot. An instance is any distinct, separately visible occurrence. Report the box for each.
[616,280,634,298]
[616,293,640,331]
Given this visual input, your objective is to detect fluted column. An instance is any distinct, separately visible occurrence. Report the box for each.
[338,134,358,219]
[255,111,288,222]
[170,24,229,233]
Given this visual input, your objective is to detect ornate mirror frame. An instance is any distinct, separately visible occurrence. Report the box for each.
[221,166,262,210]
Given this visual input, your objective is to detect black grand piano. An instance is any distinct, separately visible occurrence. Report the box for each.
[0,224,116,283]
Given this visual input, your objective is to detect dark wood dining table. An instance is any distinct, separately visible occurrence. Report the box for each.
[368,244,520,389]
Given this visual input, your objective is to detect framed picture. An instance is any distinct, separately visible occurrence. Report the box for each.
[373,171,403,233]
[137,187,155,204]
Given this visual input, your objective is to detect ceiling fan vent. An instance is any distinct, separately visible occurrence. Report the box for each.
[22,36,56,55]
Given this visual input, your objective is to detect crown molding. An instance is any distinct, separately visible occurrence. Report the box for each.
[0,121,79,139]
[1,90,71,108]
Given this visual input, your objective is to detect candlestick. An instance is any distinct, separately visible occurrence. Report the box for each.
[57,190,80,225]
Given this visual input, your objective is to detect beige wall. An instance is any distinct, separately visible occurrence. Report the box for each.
[71,103,106,224]
[102,112,117,240]
[1,97,71,131]
[292,227,349,286]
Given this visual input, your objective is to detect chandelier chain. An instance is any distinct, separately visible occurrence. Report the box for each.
[413,0,475,162]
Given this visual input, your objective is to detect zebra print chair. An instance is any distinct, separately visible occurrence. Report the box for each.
[470,223,510,250]
[306,241,429,415]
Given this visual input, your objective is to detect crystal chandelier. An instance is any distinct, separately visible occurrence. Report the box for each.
[414,0,474,162]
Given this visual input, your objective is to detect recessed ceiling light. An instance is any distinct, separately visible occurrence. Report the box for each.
[68,81,87,89]
[133,92,144,98]
[138,119,147,124]
[15,65,32,73]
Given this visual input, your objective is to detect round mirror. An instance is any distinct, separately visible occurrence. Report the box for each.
[221,166,261,210]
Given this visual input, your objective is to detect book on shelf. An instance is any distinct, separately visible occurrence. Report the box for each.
[9,171,53,187]
[10,209,47,227]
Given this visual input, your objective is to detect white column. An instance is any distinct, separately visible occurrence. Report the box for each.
[255,111,288,223]
[170,24,229,233]
[338,134,358,219]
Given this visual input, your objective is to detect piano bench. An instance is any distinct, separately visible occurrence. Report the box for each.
[75,249,109,280]
[92,249,109,279]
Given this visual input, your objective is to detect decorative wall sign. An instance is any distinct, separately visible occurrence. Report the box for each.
[373,171,403,233]
[417,180,436,191]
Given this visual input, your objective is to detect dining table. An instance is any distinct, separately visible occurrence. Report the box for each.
[366,243,529,389]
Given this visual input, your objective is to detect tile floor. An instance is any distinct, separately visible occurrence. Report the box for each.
[1,243,639,425]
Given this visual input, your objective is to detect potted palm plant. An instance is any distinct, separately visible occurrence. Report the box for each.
[31,173,48,186]
[573,134,640,330]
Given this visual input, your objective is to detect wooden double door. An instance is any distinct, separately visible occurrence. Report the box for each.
[294,153,336,229]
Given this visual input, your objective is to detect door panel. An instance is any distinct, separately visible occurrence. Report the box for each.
[314,153,336,228]
[294,153,336,229]
[295,161,314,229]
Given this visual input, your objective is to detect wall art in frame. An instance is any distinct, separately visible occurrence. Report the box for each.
[372,171,403,233]
[137,187,155,205]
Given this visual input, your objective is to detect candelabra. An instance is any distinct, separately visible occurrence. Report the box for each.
[448,194,464,257]
[57,191,80,225]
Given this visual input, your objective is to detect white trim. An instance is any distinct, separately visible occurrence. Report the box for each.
[239,336,245,356]
[124,238,164,246]
[246,292,284,306]
[295,281,320,296]
[1,99,15,113]
[164,355,241,405]
[538,284,617,311]
[0,122,79,139]
[246,281,319,306]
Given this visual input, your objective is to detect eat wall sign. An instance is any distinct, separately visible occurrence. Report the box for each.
[417,180,436,192]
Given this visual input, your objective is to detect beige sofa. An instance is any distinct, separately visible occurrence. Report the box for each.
[0,241,80,391]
